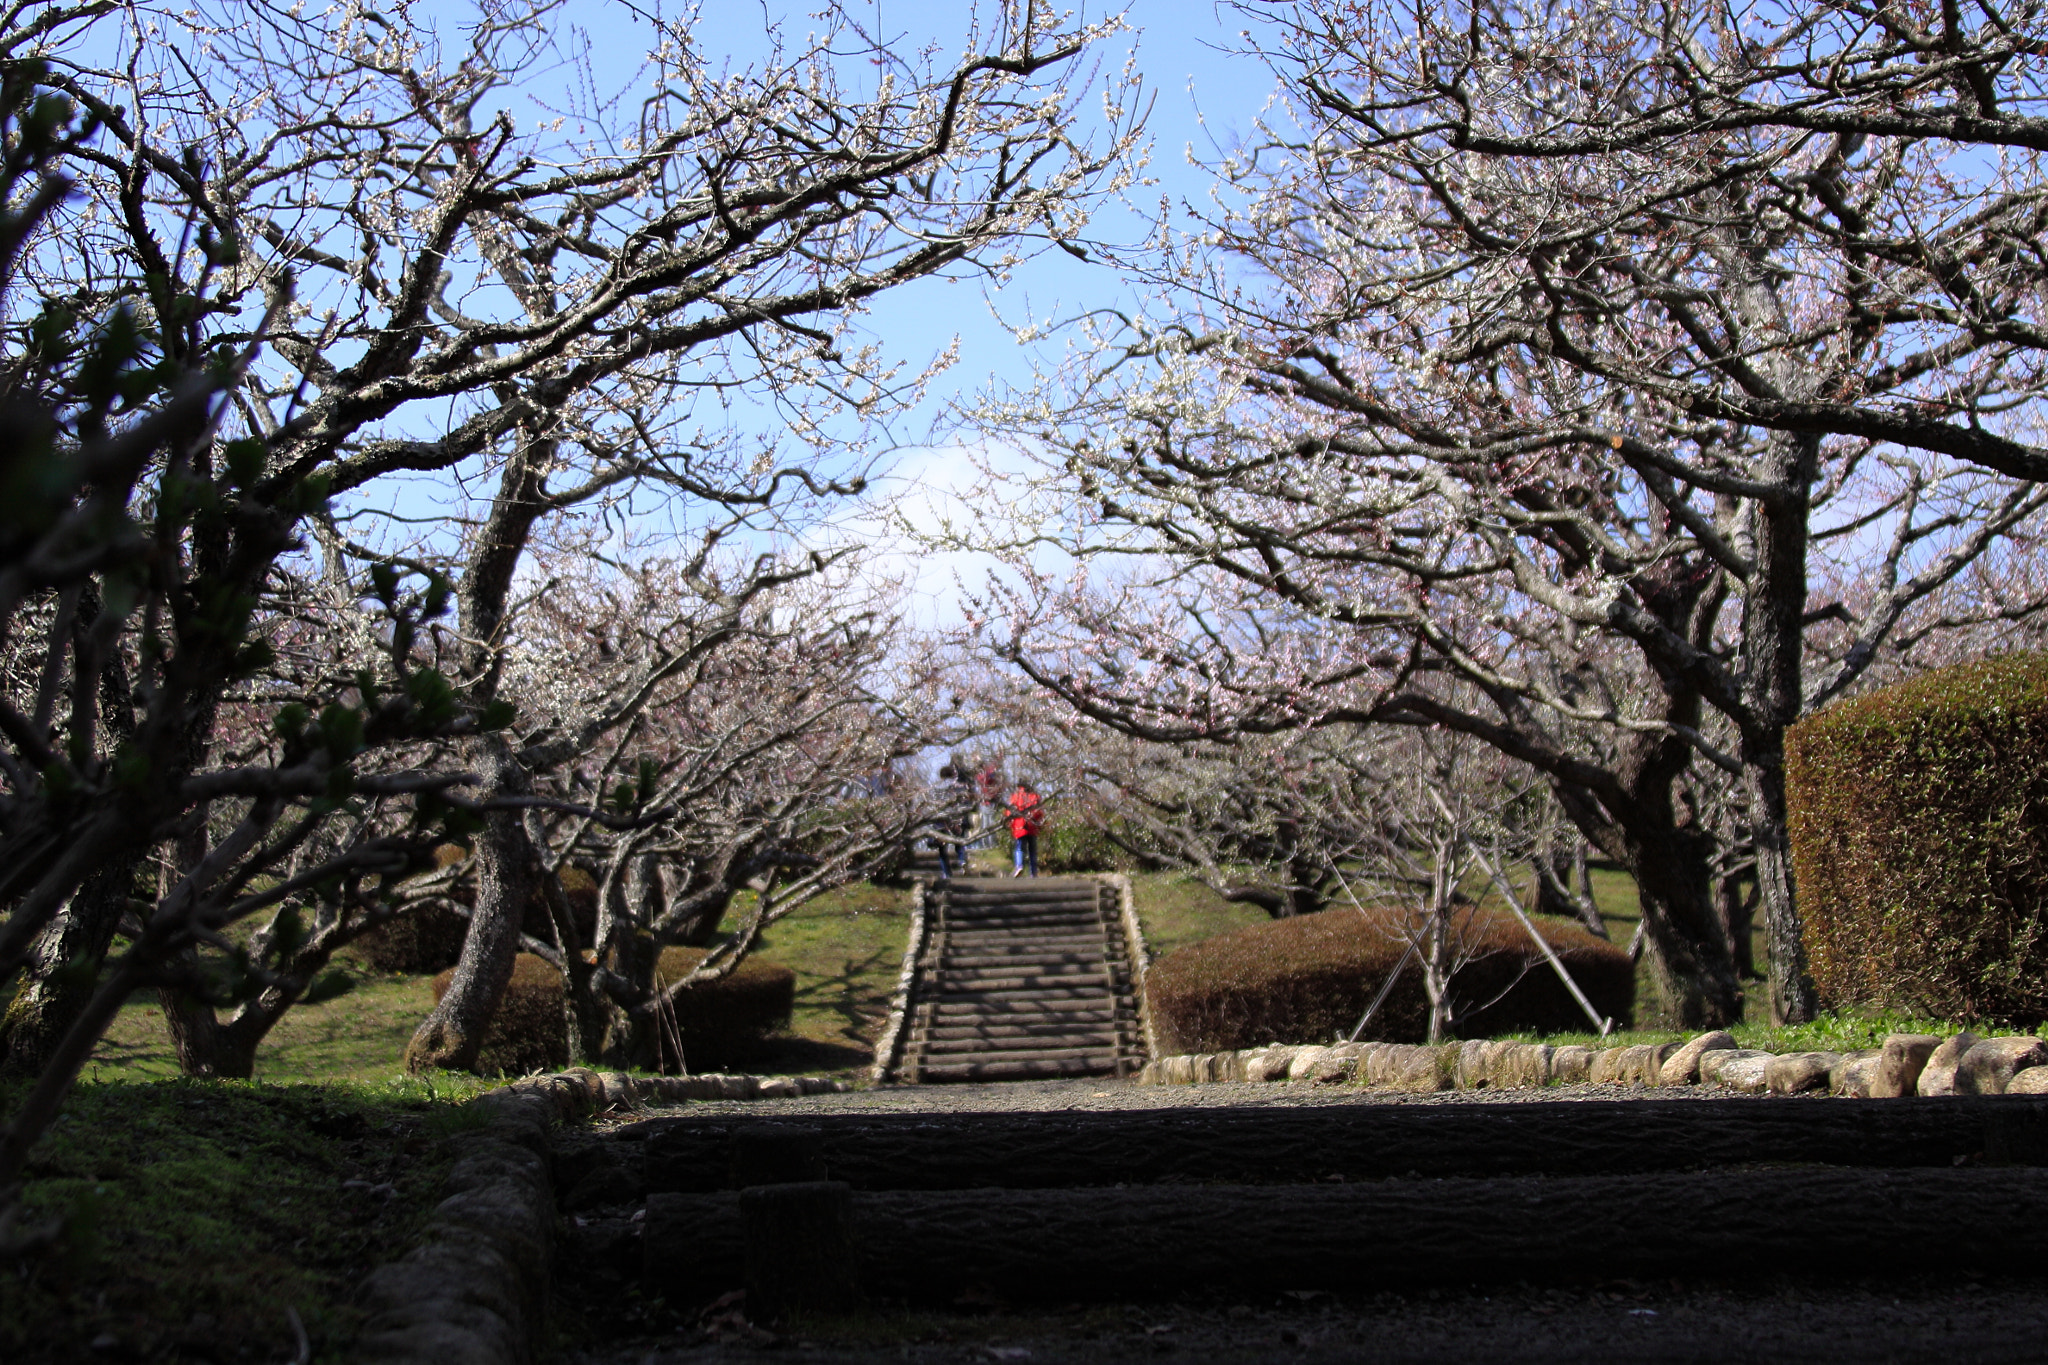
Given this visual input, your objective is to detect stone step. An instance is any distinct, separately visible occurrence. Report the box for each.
[940,929,1107,945]
[944,896,1103,911]
[937,962,1107,979]
[938,949,1107,967]
[934,975,1110,995]
[944,917,1103,930]
[928,985,1121,1003]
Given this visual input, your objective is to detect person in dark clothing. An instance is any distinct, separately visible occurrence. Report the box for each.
[934,762,973,878]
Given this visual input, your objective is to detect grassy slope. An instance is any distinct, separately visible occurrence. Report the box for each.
[89,879,923,1083]
[4,1078,479,1365]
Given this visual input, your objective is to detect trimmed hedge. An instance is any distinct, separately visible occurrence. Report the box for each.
[650,945,798,1068]
[351,844,472,974]
[1787,652,2048,1024]
[1145,904,1633,1053]
[430,946,797,1075]
[353,853,603,975]
[429,953,571,1075]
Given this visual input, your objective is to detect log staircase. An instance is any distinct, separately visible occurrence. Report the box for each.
[877,875,1149,1083]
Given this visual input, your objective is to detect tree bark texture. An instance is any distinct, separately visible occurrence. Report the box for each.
[404,434,550,1073]
[0,859,137,1079]
[645,1165,2048,1299]
[639,1097,2047,1193]
[1743,431,1823,1025]
[404,737,536,1072]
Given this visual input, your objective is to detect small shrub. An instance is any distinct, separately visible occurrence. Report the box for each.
[430,954,570,1075]
[350,844,472,973]
[1145,905,1633,1052]
[1787,652,2048,1025]
[430,947,796,1074]
[654,946,797,1069]
[520,863,600,944]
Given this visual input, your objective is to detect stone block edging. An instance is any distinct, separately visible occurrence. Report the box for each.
[868,878,929,1085]
[350,1066,851,1364]
[1135,1034,2048,1098]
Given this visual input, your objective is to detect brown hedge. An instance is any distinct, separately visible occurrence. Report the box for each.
[1144,904,1633,1052]
[428,953,570,1075]
[430,946,797,1075]
[1786,652,2048,1024]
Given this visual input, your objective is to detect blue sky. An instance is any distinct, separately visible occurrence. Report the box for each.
[563,0,1274,443]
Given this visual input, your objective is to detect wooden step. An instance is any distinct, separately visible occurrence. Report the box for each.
[916,1055,1125,1082]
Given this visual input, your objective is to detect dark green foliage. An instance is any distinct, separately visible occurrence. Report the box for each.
[432,947,796,1075]
[1786,652,2048,1024]
[349,905,471,975]
[349,845,472,974]
[1145,905,1633,1053]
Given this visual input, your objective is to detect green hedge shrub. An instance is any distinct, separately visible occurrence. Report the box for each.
[351,844,471,973]
[1786,652,2048,1024]
[429,953,570,1074]
[1145,905,1633,1052]
[430,946,797,1074]
[651,945,798,1068]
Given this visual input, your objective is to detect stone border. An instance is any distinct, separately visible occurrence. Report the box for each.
[1136,1031,2048,1098]
[351,1067,851,1364]
[1105,872,1161,1062]
[867,877,928,1085]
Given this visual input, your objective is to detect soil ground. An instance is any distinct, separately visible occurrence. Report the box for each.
[561,1077,2048,1365]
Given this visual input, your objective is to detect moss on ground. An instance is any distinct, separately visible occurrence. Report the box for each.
[2,1077,482,1364]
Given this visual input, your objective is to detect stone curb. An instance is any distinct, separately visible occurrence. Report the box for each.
[868,878,928,1085]
[350,1066,851,1364]
[1135,1034,2048,1098]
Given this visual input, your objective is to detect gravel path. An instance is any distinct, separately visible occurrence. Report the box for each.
[596,1074,1793,1128]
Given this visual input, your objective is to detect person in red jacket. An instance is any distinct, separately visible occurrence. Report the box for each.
[1007,780,1045,878]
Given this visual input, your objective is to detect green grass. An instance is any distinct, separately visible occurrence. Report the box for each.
[88,968,444,1084]
[725,879,917,1076]
[3,1077,475,1365]
[1125,869,1270,958]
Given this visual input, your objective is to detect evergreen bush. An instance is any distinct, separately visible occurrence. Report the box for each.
[1144,904,1632,1052]
[1786,652,2048,1024]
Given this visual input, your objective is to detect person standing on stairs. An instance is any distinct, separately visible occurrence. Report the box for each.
[933,761,973,879]
[1007,779,1045,878]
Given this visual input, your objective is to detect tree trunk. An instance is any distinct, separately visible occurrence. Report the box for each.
[404,737,535,1073]
[1624,828,1743,1028]
[158,958,247,1078]
[0,859,136,1079]
[1717,872,1758,979]
[1744,431,1822,1024]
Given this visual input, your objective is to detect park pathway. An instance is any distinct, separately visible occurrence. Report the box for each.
[879,875,1148,1083]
